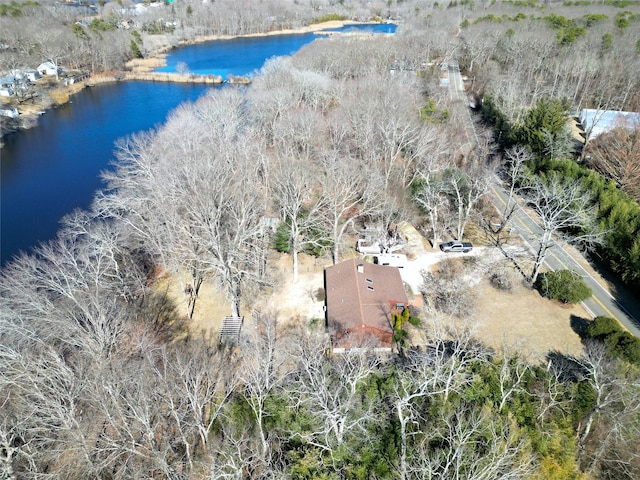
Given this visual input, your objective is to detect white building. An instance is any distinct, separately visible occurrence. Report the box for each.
[37,61,61,76]
[0,107,19,118]
[579,109,640,140]
[9,69,40,82]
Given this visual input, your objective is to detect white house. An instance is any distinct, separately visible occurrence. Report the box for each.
[0,107,19,118]
[37,61,61,76]
[23,69,40,82]
[0,73,31,94]
[579,109,640,141]
[0,76,14,96]
[9,69,39,82]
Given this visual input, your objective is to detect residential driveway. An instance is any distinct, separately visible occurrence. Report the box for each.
[400,248,485,294]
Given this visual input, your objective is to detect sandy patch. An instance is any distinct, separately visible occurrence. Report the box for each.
[255,253,327,326]
[157,252,328,339]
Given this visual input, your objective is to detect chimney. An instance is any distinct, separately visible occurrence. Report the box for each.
[357,264,364,274]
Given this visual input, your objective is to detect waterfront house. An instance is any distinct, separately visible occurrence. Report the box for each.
[37,61,61,76]
[0,107,19,118]
[23,69,40,82]
[0,76,14,96]
[9,69,39,82]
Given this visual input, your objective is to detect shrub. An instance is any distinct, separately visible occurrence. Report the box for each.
[586,317,640,365]
[535,270,591,304]
[273,222,291,253]
[606,331,640,364]
[313,288,325,302]
[130,39,143,59]
[489,268,514,291]
[585,316,622,338]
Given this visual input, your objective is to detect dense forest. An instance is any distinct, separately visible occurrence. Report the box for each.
[2,0,640,478]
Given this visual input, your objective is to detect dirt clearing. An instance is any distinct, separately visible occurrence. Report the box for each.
[166,223,587,362]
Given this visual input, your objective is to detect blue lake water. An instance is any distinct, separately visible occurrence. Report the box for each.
[157,23,396,78]
[0,23,395,265]
[156,33,319,78]
[1,82,212,265]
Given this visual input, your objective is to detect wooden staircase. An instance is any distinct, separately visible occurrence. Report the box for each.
[219,316,244,345]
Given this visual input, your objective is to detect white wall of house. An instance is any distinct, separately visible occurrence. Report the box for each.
[37,62,61,76]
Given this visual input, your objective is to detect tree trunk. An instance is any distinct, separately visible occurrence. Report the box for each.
[531,231,551,284]
[397,403,408,480]
[292,248,299,283]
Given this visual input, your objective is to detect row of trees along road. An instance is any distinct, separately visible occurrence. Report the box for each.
[458,2,640,288]
[2,0,640,477]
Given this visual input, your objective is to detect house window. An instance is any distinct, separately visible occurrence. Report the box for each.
[396,303,405,310]
[366,278,373,283]
[367,285,374,291]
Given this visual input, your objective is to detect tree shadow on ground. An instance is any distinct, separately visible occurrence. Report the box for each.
[570,314,591,341]
[546,349,587,382]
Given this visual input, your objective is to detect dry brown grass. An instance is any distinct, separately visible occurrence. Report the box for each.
[159,224,587,363]
[471,275,586,362]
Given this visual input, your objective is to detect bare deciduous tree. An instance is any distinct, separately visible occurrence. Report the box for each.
[414,176,449,249]
[444,161,495,241]
[391,349,467,480]
[520,174,602,284]
[576,341,640,477]
[495,348,530,414]
[271,158,326,282]
[411,406,536,480]
[318,154,384,264]
[238,313,287,464]
[286,331,380,457]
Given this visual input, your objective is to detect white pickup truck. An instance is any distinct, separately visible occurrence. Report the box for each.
[439,241,473,253]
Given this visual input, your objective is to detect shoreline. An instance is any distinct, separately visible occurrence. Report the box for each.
[1,20,385,139]
[125,19,377,73]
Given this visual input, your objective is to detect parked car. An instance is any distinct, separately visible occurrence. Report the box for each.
[439,241,473,253]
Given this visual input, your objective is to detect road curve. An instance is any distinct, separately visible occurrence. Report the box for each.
[447,61,640,338]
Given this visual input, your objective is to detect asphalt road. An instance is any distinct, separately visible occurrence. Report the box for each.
[447,61,640,338]
[490,183,640,338]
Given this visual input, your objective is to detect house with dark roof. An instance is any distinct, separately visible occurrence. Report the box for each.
[324,258,409,350]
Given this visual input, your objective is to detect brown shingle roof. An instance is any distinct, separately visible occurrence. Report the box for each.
[325,258,408,348]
